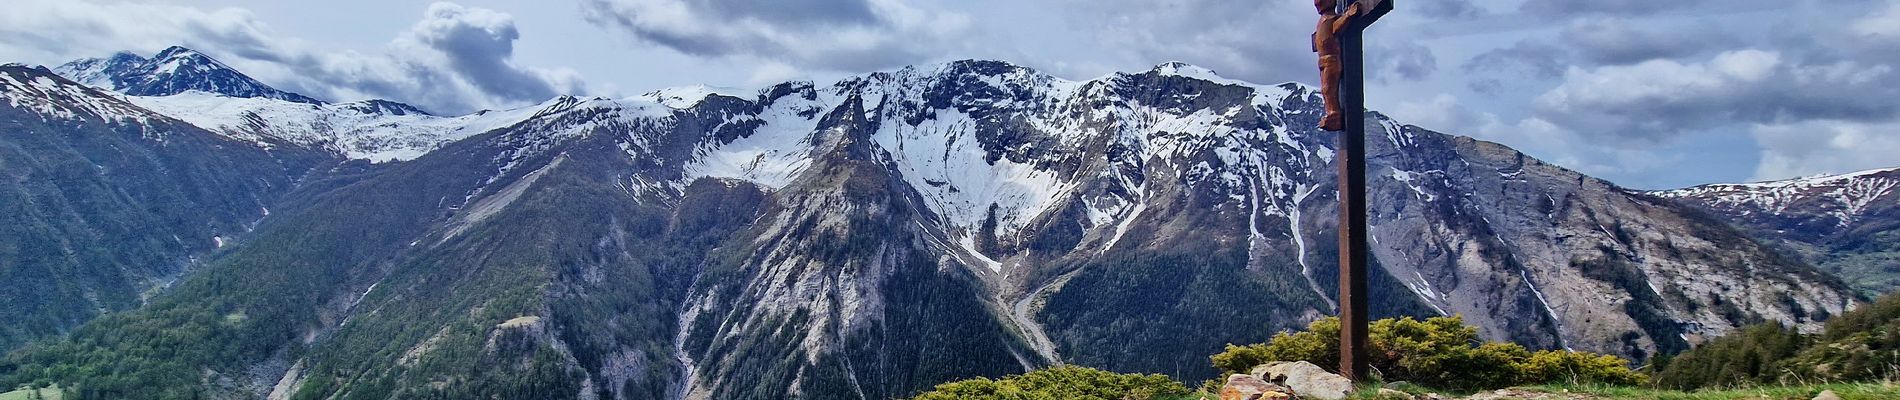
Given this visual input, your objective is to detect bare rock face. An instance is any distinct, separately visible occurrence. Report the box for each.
[1257,361,1356,400]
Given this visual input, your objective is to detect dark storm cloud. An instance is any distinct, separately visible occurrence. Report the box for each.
[1459,17,1742,95]
[699,0,880,25]
[1461,40,1566,93]
[1518,0,1707,17]
[579,0,961,71]
[228,2,588,114]
[1561,18,1739,66]
[1371,40,1437,82]
[406,3,562,102]
[1411,0,1483,19]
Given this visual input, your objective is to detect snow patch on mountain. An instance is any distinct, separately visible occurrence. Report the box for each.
[52,52,143,88]
[875,108,1072,238]
[646,85,753,109]
[127,92,542,162]
[1655,167,1900,226]
[683,88,824,189]
[1,66,154,126]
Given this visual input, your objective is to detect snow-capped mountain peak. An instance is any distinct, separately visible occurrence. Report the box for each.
[55,46,322,104]
[1150,61,1222,79]
[643,85,755,108]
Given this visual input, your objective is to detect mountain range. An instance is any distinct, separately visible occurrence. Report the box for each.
[1655,168,1900,296]
[0,47,1880,399]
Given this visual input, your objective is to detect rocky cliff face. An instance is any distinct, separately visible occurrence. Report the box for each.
[0,56,1860,399]
[1655,168,1900,296]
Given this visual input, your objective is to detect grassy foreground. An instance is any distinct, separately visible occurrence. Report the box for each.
[1336,382,1900,399]
[1172,381,1900,399]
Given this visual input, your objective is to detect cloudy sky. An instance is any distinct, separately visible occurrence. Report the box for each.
[3,0,1897,189]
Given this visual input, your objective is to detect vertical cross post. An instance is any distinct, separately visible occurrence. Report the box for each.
[1336,0,1390,383]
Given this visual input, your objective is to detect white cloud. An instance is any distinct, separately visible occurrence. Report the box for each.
[580,0,969,71]
[1056,0,1320,86]
[1537,50,1780,126]
[745,61,803,87]
[0,1,273,63]
[1853,0,1900,38]
[1392,94,1485,133]
[0,0,589,114]
[1533,49,1899,141]
[1751,120,1900,180]
[1391,94,1681,184]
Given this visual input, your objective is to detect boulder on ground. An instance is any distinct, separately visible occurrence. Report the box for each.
[1219,374,1292,400]
[1254,361,1356,400]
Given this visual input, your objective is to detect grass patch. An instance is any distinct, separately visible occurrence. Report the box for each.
[0,385,62,400]
[1529,382,1900,399]
[1180,382,1900,399]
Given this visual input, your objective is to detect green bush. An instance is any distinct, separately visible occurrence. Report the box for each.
[1520,348,1650,387]
[1211,316,1340,375]
[1652,291,1900,390]
[910,365,1191,400]
[1211,316,1646,391]
[1648,323,1806,389]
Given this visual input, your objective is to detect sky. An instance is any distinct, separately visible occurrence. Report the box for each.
[2,0,1898,189]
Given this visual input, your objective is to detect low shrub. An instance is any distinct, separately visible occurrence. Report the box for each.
[910,365,1191,400]
[1211,315,1647,391]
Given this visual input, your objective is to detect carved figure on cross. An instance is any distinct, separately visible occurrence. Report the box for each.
[1313,0,1383,131]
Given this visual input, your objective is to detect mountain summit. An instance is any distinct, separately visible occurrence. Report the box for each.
[55,46,322,104]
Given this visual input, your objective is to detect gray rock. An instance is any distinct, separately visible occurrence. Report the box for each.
[1219,374,1292,400]
[1257,361,1356,400]
[1814,389,1842,400]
